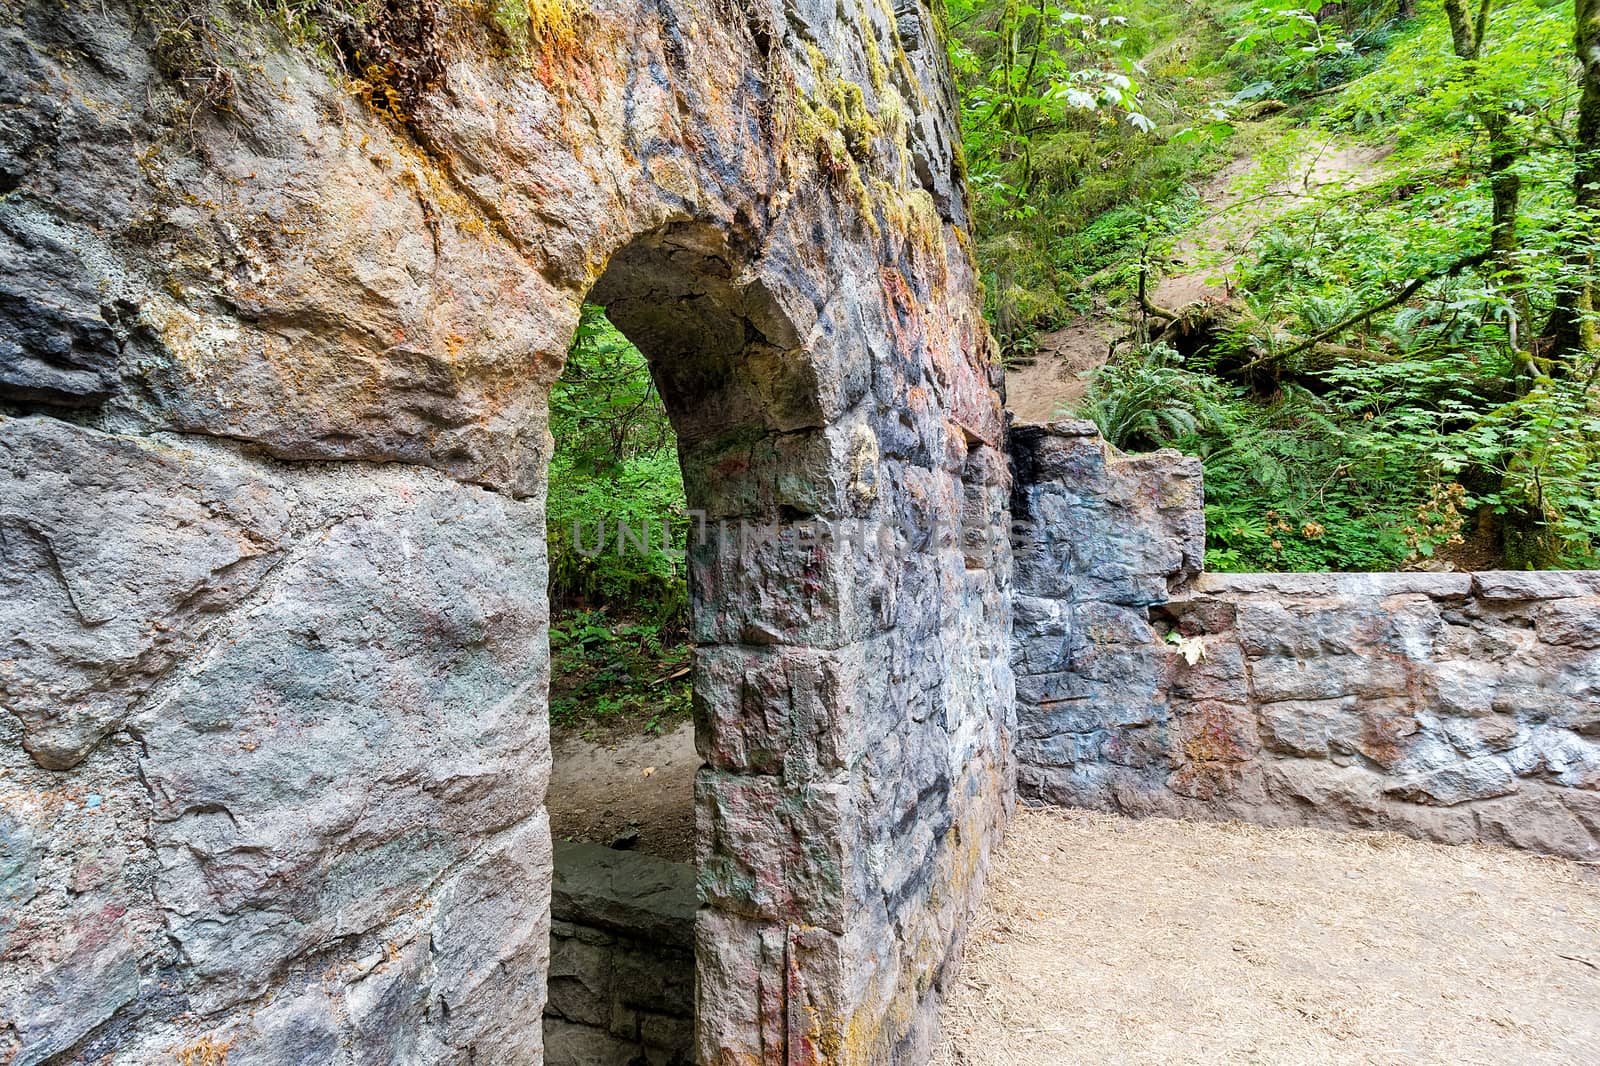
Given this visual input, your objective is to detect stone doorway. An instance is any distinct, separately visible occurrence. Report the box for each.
[541,220,827,1064]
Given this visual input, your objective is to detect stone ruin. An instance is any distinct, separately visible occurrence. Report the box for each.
[1010,423,1600,863]
[2,1,1011,1061]
[0,2,1595,1064]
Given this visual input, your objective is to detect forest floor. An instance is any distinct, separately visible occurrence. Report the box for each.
[934,806,1600,1066]
[1003,130,1392,424]
[548,719,698,863]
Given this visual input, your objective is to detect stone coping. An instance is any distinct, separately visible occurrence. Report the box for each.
[1186,571,1600,600]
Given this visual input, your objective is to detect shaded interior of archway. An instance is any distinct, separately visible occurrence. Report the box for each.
[542,221,817,1066]
[544,220,819,860]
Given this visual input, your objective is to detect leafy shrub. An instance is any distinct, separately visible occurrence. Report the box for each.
[547,305,690,625]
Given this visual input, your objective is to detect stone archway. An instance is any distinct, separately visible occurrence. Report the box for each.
[572,219,872,1060]
[0,1,1015,1061]
[569,215,1016,1063]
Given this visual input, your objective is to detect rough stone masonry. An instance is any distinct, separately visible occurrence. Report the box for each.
[544,842,697,1066]
[0,1,1014,1062]
[7,1,1596,1062]
[1011,422,1600,862]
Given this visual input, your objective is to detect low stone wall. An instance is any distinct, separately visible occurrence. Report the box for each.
[1011,421,1600,861]
[544,842,696,1066]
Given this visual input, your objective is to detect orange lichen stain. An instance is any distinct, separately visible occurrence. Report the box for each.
[878,267,912,316]
[394,160,501,242]
[1182,704,1249,764]
[1358,704,1418,767]
[173,1036,230,1066]
[489,0,617,99]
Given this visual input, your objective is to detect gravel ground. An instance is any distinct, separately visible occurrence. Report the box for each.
[935,806,1600,1066]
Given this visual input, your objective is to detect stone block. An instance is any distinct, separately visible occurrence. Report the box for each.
[225,986,340,1066]
[1015,730,1107,770]
[1474,571,1600,600]
[1533,597,1600,648]
[1258,698,1354,758]
[0,216,126,409]
[1249,653,1410,703]
[1236,597,1438,660]
[134,480,550,1013]
[1071,601,1157,646]
[1197,572,1472,599]
[639,1010,695,1054]
[1099,726,1169,771]
[1167,640,1249,703]
[546,935,615,1027]
[693,641,884,781]
[1440,714,1523,756]
[1507,725,1600,789]
[695,771,847,930]
[1430,659,1503,716]
[551,842,697,950]
[613,942,696,1017]
[688,520,900,648]
[1386,756,1519,806]
[695,912,845,1066]
[1166,702,1259,799]
[1472,787,1600,861]
[423,817,552,1058]
[543,1017,648,1066]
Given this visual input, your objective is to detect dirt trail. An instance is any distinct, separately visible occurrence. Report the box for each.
[1005,317,1119,422]
[1004,134,1392,424]
[935,806,1600,1066]
[1153,137,1392,308]
[548,720,699,863]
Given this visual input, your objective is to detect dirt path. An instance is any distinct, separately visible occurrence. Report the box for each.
[1005,317,1119,422]
[1153,137,1392,308]
[548,721,699,863]
[936,806,1600,1065]
[1005,133,1392,424]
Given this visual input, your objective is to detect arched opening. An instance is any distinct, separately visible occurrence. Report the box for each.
[541,222,824,1064]
[545,301,696,860]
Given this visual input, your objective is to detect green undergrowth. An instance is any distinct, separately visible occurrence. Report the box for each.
[954,0,1600,571]
[547,305,693,736]
[548,609,692,738]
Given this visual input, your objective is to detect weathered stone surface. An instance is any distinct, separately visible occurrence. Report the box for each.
[0,714,164,1066]
[3,0,1013,1061]
[0,214,127,408]
[1196,571,1474,598]
[551,842,697,952]
[0,418,293,770]
[1538,598,1600,648]
[1010,420,1600,861]
[1473,571,1600,600]
[133,476,549,1013]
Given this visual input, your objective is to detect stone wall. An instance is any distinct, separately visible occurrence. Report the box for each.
[545,843,696,1066]
[1,2,1014,1061]
[1011,421,1600,862]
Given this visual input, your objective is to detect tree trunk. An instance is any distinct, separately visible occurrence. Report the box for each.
[1442,0,1480,59]
[1541,0,1600,363]
[1442,1,1529,356]
[1485,113,1531,350]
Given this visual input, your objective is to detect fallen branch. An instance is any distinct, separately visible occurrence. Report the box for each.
[1302,82,1351,100]
[1240,249,1493,372]
[1138,255,1178,323]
